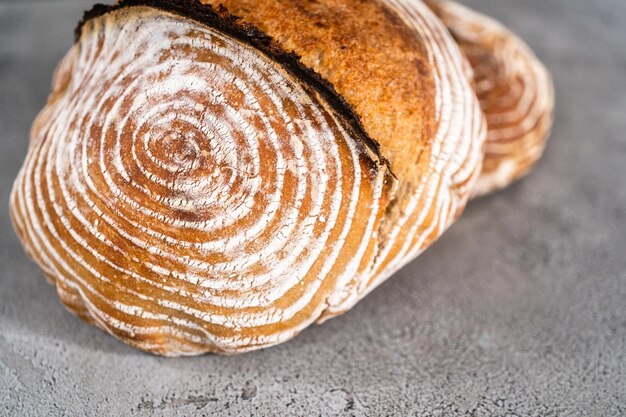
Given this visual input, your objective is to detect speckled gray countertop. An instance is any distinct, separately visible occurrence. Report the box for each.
[1,0,625,416]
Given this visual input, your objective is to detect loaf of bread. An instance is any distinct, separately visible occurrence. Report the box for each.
[10,0,553,355]
[427,0,554,196]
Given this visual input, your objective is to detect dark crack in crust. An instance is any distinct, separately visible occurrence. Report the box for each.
[75,0,394,178]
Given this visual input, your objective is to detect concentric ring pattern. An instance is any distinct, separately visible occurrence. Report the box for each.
[10,7,393,354]
[428,0,555,197]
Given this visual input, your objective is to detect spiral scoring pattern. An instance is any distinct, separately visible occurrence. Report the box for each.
[428,0,555,197]
[10,7,393,354]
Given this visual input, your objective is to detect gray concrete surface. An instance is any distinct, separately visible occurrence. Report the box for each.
[1,0,625,415]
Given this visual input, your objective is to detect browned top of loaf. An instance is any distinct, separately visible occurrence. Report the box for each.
[201,0,436,182]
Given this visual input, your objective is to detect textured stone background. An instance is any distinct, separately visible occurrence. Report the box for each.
[1,0,625,416]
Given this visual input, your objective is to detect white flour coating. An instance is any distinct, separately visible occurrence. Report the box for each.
[432,0,554,197]
[10,7,390,354]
